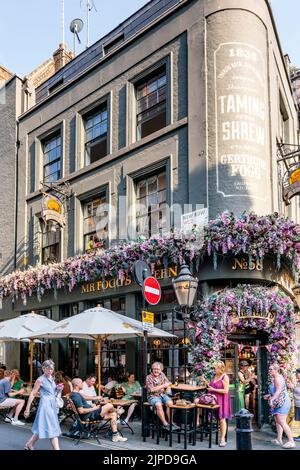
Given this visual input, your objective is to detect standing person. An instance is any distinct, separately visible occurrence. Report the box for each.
[237,361,250,410]
[24,360,61,450]
[290,368,300,442]
[146,362,178,431]
[200,361,231,447]
[264,363,295,449]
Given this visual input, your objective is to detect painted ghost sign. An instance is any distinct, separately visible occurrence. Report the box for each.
[214,42,268,199]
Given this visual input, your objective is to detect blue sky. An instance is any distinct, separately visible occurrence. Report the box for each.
[0,0,299,76]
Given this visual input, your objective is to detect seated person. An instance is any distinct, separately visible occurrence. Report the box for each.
[70,378,127,443]
[0,369,5,380]
[11,369,25,399]
[79,374,102,406]
[102,374,117,397]
[0,370,25,426]
[54,371,71,397]
[146,362,179,431]
[117,372,141,423]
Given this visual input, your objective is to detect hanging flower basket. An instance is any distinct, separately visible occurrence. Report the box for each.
[0,211,299,305]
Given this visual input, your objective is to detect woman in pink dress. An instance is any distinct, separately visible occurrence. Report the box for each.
[200,361,231,447]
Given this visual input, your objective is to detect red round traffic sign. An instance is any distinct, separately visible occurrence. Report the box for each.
[143,276,161,305]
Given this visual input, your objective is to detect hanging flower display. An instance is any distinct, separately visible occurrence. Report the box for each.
[0,211,299,304]
[205,211,300,273]
[191,284,297,381]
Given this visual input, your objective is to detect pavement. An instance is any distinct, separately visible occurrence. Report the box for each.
[0,418,300,451]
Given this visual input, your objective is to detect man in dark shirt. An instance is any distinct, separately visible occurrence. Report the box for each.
[70,378,127,443]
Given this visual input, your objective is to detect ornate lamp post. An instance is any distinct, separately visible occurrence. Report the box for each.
[172,264,199,383]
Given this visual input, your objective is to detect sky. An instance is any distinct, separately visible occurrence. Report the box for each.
[0,0,299,76]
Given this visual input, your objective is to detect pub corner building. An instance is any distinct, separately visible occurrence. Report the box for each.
[0,0,300,428]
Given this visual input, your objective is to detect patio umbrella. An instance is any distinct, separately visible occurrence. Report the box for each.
[22,306,176,388]
[0,312,57,385]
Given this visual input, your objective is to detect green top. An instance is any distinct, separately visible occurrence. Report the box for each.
[119,380,141,400]
[12,379,24,391]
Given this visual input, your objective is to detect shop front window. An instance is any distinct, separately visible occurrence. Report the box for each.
[86,297,126,381]
[135,291,185,383]
[59,304,80,377]
[20,309,52,381]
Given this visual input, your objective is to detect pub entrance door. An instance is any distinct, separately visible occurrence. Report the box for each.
[222,331,269,428]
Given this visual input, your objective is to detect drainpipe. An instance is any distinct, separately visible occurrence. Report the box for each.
[14,118,20,270]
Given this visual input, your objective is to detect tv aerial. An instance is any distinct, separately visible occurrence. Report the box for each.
[70,18,84,55]
[80,0,98,49]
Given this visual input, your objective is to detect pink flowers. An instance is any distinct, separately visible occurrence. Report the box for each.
[0,211,299,305]
[191,284,296,382]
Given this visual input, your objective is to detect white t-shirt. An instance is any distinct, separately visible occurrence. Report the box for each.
[104,380,117,391]
[80,381,97,406]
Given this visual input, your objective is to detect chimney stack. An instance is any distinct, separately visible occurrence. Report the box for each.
[53,43,74,73]
[0,65,13,84]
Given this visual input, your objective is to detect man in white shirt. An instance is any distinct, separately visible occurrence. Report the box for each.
[79,374,101,406]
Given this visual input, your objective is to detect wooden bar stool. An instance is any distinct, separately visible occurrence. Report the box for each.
[142,402,168,445]
[169,404,196,450]
[196,404,220,448]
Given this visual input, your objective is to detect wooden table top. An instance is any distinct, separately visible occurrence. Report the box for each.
[195,403,220,409]
[109,399,138,406]
[169,403,195,409]
[171,384,206,392]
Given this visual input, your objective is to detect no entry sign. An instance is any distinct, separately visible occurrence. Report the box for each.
[143,276,161,305]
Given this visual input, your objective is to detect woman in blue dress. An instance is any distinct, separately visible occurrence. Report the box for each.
[264,363,295,449]
[24,360,61,450]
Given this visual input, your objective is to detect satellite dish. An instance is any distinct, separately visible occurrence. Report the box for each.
[70,18,84,36]
[70,19,84,54]
[132,261,151,287]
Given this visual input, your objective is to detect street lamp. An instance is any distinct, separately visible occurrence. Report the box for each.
[172,264,199,383]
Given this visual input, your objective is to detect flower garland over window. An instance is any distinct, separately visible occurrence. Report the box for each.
[0,211,299,305]
[190,284,297,381]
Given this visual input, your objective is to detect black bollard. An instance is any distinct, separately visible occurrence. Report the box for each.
[235,408,253,450]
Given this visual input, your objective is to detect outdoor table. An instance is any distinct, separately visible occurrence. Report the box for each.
[171,384,206,401]
[171,384,206,392]
[109,398,138,434]
[130,392,142,398]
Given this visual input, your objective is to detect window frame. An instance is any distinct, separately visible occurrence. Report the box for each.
[83,100,109,166]
[36,122,64,191]
[130,57,172,143]
[42,132,62,184]
[82,192,109,252]
[134,169,167,239]
[41,219,61,265]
